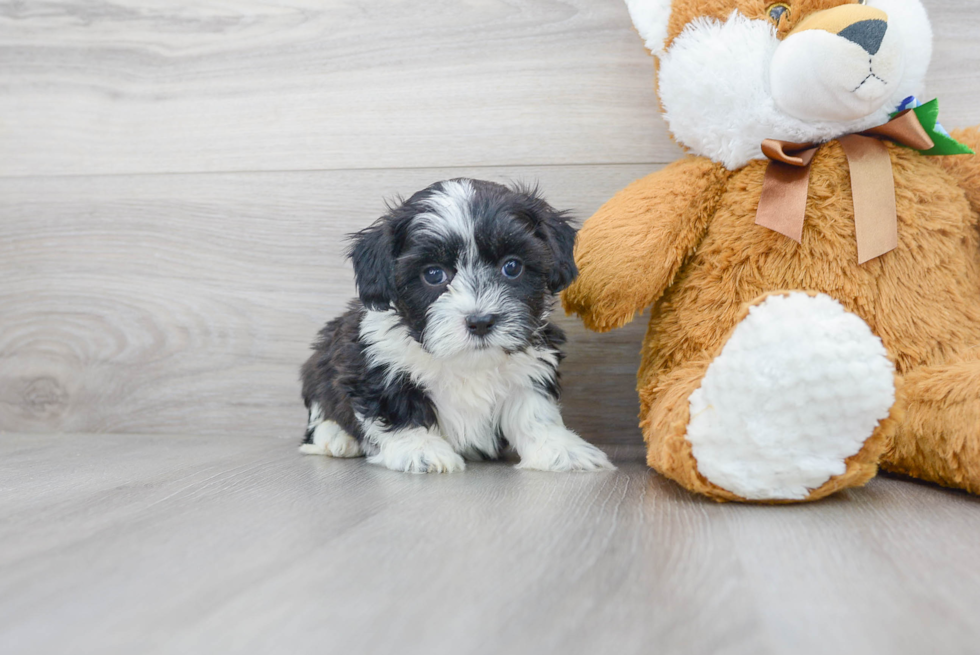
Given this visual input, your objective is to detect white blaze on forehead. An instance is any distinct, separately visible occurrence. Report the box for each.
[415,179,478,260]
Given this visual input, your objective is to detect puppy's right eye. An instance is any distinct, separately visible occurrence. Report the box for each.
[421,266,450,286]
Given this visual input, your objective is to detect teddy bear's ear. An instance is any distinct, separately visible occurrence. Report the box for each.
[624,0,673,54]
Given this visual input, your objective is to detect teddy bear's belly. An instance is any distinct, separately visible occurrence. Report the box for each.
[638,147,980,408]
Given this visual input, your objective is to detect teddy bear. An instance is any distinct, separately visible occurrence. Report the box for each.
[562,0,980,502]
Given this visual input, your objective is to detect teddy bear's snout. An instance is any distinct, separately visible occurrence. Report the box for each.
[770,3,904,123]
[837,19,888,55]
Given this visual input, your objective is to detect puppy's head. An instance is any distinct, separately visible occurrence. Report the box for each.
[349,179,576,358]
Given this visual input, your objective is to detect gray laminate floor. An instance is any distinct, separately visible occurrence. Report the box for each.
[2,432,979,655]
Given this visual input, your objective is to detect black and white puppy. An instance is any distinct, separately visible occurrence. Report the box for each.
[300,178,614,473]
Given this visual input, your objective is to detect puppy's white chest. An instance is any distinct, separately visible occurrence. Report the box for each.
[427,366,513,458]
[359,310,560,459]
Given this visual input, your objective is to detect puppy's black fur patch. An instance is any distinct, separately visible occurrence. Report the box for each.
[301,303,438,443]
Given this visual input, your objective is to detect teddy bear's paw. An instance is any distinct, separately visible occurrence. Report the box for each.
[685,292,896,501]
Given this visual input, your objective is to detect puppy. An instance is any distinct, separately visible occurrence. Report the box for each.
[300,178,614,473]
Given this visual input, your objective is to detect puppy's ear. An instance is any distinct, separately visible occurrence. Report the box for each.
[348,220,397,311]
[541,209,578,293]
[515,185,578,293]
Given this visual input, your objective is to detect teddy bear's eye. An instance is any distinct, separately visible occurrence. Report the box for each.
[767,3,791,25]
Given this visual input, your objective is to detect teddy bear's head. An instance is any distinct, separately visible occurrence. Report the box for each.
[626,0,932,169]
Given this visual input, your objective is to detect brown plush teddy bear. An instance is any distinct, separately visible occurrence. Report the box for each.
[563,0,980,502]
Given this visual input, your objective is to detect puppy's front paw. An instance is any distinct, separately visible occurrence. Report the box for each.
[516,428,615,472]
[369,431,466,474]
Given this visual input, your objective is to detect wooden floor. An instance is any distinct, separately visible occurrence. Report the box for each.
[3,433,980,655]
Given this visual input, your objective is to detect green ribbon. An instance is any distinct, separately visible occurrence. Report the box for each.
[892,99,974,156]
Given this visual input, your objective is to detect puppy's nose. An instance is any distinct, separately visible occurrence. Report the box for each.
[839,19,887,56]
[465,313,497,337]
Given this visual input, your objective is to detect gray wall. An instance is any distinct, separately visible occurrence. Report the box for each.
[1,0,978,443]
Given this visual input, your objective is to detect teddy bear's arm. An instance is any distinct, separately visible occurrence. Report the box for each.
[561,156,730,332]
[935,127,980,214]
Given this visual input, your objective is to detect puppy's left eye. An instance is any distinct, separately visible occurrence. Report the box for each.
[501,258,523,279]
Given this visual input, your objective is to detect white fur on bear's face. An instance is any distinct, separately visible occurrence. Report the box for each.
[637,0,933,170]
[865,0,933,104]
[771,24,905,122]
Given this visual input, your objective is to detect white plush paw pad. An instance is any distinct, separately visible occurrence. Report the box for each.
[686,293,895,501]
[517,428,616,472]
[369,432,466,474]
[299,421,363,458]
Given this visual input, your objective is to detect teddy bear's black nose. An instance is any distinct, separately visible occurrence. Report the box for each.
[838,19,888,56]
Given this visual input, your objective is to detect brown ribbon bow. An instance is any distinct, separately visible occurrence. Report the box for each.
[755,109,935,264]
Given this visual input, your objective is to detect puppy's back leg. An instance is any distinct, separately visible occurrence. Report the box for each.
[300,403,364,458]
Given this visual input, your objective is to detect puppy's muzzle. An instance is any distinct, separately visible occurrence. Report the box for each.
[465,313,498,337]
